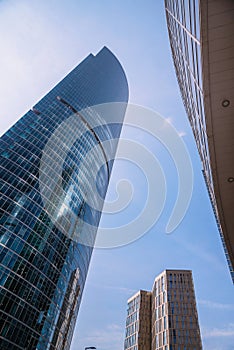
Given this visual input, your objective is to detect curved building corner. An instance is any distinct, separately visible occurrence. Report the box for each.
[0,47,129,349]
[164,0,234,282]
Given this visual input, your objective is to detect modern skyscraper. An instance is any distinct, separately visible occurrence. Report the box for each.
[164,0,234,282]
[125,290,152,350]
[0,47,128,349]
[124,270,202,350]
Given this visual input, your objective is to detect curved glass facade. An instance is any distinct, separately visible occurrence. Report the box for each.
[0,47,129,349]
[164,0,234,282]
[165,0,211,192]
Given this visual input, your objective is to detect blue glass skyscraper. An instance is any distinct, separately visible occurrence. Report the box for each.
[0,47,128,349]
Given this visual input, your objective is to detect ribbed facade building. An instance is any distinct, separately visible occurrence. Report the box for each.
[0,47,128,349]
[124,270,202,350]
[164,0,234,282]
[125,290,152,350]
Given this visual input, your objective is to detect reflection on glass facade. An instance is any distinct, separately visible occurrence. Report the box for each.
[0,47,128,349]
[164,0,234,282]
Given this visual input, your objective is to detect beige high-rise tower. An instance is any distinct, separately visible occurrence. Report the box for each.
[124,270,202,350]
[125,290,152,350]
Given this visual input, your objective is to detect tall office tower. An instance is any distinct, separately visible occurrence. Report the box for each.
[125,290,151,350]
[151,270,202,350]
[164,0,234,282]
[124,270,202,350]
[0,47,128,349]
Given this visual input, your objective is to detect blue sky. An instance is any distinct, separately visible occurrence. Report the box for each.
[0,1,233,350]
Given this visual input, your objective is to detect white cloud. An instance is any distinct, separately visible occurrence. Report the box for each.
[164,117,173,126]
[178,131,186,137]
[199,299,234,310]
[77,324,124,350]
[172,235,225,272]
[203,324,234,338]
[89,282,137,295]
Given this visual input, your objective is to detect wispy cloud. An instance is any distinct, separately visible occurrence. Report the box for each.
[79,324,124,350]
[178,131,186,137]
[203,324,234,338]
[161,116,174,129]
[199,299,234,310]
[172,235,225,272]
[89,282,137,295]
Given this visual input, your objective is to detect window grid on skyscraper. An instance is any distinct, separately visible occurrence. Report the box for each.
[124,270,202,350]
[0,47,129,349]
[164,0,234,282]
